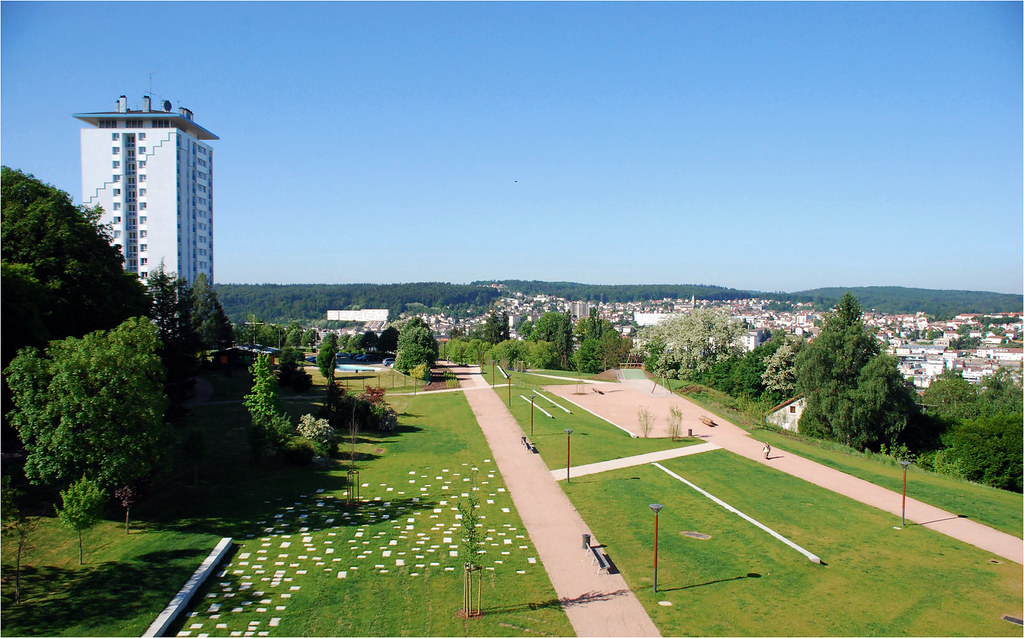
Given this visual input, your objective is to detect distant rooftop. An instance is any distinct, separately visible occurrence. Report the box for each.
[73,94,218,140]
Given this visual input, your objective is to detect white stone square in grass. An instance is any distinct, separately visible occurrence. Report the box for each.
[338,571,347,578]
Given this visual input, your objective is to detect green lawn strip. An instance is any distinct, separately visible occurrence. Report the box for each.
[479,366,586,389]
[756,430,1023,538]
[563,449,1021,636]
[486,384,698,469]
[1,518,219,637]
[175,391,572,637]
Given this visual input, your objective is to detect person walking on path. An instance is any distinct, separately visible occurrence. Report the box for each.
[763,443,771,460]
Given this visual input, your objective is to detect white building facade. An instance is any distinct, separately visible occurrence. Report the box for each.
[75,95,217,283]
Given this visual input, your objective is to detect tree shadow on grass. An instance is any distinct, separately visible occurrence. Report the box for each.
[657,572,762,593]
[1,550,207,636]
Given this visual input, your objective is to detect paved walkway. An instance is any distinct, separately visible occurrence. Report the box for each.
[545,382,1024,565]
[449,364,661,638]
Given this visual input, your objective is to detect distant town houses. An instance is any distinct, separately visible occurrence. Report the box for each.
[319,290,1020,390]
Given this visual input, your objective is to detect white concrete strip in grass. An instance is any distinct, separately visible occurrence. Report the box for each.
[554,394,637,438]
[653,463,822,564]
[144,537,234,637]
[553,442,720,480]
[534,391,572,413]
[520,395,554,418]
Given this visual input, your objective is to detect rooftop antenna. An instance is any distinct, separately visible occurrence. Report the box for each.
[147,72,153,96]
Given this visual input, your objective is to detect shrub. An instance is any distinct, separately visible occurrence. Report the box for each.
[283,437,316,465]
[297,414,334,456]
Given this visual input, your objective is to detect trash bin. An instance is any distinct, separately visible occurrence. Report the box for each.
[582,534,591,550]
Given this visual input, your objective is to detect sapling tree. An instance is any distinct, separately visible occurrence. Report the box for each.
[2,476,36,604]
[57,477,107,565]
[114,485,139,535]
[667,405,683,441]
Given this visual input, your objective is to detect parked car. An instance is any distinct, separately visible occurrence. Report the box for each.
[382,358,395,367]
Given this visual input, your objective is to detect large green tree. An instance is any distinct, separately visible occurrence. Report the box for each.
[394,317,438,374]
[191,272,234,354]
[0,167,149,368]
[5,317,167,489]
[5,317,170,489]
[317,333,339,383]
[149,266,201,416]
[795,292,918,450]
[530,312,574,369]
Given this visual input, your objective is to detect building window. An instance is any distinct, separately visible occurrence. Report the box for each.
[140,271,148,279]
[113,175,120,182]
[138,133,146,140]
[112,147,120,155]
[139,175,146,182]
[113,189,120,196]
[140,230,147,238]
[126,119,142,128]
[140,257,147,265]
[139,146,146,154]
[139,188,146,196]
[138,161,146,168]
[113,203,121,210]
[140,202,147,210]
[113,230,121,238]
[112,161,120,169]
[789,406,796,414]
[139,216,147,224]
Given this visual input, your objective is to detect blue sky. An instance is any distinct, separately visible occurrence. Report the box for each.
[2,2,1021,294]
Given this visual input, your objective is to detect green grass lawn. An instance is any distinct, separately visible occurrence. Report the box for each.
[564,449,1022,636]
[173,391,571,637]
[3,375,571,637]
[756,429,1023,539]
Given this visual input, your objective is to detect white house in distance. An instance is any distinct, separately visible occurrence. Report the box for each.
[75,95,218,283]
[766,395,806,432]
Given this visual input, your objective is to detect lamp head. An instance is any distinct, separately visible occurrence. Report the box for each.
[650,503,664,514]
[565,428,573,435]
[900,460,911,469]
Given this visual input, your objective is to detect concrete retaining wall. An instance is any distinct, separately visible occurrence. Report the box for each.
[143,537,233,637]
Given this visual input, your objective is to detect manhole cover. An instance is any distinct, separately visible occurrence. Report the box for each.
[682,531,711,540]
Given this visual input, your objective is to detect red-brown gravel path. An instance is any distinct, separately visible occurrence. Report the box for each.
[449,364,661,638]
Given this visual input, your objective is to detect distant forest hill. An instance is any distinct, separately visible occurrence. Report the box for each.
[214,283,502,324]
[214,281,1022,325]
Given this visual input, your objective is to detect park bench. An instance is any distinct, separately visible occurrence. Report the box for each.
[591,387,604,395]
[589,546,611,574]
[700,415,716,427]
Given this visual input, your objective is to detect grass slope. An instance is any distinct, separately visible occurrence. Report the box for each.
[565,449,1022,636]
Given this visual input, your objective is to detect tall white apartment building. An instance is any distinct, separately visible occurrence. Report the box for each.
[74,95,218,283]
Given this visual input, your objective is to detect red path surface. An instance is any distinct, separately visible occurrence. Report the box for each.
[546,379,1023,565]
[451,365,662,638]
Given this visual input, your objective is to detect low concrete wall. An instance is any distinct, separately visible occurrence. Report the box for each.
[143,537,233,637]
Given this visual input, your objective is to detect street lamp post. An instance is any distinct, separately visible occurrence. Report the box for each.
[529,394,537,436]
[564,429,573,483]
[900,460,911,527]
[507,374,511,407]
[650,503,664,593]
